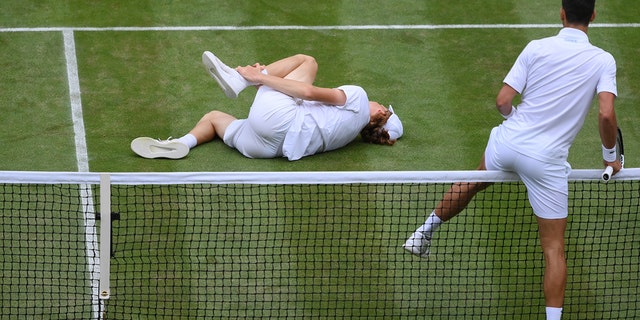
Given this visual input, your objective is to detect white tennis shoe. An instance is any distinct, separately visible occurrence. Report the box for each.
[202,51,250,99]
[131,137,189,159]
[402,231,431,259]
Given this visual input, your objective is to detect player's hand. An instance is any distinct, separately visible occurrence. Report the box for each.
[235,64,266,83]
[603,159,622,175]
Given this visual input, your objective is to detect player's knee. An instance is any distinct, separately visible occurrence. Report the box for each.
[202,110,234,125]
[542,242,566,262]
[296,54,317,67]
[205,110,225,119]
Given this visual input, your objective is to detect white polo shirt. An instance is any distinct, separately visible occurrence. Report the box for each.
[496,28,617,164]
[282,85,371,161]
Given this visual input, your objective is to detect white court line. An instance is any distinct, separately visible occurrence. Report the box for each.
[63,30,102,320]
[63,30,89,173]
[1,23,640,33]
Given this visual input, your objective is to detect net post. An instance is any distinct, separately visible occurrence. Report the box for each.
[99,173,111,300]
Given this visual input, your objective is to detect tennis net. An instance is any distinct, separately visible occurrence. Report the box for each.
[0,169,638,319]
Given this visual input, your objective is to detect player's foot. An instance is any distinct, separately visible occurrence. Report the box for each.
[130,137,189,159]
[402,231,431,258]
[202,51,250,99]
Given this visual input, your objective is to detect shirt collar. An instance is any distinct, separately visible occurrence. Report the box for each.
[558,27,589,43]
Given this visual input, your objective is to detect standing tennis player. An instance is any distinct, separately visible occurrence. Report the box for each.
[131,52,403,161]
[403,1,620,319]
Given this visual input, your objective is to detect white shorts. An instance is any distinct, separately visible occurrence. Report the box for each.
[484,128,571,219]
[223,86,298,158]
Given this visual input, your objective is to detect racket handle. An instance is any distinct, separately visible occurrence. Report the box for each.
[602,166,613,182]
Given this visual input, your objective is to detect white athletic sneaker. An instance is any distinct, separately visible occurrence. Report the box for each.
[130,137,189,159]
[202,51,250,99]
[402,231,431,258]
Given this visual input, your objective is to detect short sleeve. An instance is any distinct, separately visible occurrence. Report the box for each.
[597,53,617,96]
[503,42,536,94]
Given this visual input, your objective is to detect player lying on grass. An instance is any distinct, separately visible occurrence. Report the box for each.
[131,52,403,161]
[403,1,620,319]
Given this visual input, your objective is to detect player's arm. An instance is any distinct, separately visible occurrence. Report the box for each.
[598,92,617,147]
[236,65,347,105]
[267,80,346,106]
[598,91,621,172]
[496,84,519,118]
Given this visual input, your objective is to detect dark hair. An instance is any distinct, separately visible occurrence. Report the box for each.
[562,0,596,26]
[360,109,396,146]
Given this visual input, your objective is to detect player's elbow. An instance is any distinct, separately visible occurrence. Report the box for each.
[597,92,616,124]
[495,96,511,110]
[496,84,518,110]
[598,109,617,127]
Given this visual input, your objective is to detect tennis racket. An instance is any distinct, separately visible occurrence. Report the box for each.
[601,127,624,182]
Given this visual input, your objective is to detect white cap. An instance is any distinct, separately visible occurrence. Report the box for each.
[383,105,403,140]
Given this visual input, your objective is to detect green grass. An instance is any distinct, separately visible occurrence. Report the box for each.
[1,0,639,172]
[0,184,92,319]
[1,0,639,319]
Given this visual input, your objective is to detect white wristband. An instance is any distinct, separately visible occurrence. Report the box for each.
[602,145,617,162]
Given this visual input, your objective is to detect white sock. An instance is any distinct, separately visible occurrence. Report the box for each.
[546,307,562,320]
[415,211,443,238]
[177,134,198,149]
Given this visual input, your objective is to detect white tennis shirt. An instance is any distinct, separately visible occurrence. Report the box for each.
[497,28,617,164]
[282,85,371,161]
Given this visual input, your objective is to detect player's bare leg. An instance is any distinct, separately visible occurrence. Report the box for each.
[404,154,492,257]
[188,110,237,145]
[264,54,318,84]
[537,216,567,308]
[434,181,492,221]
[436,153,492,220]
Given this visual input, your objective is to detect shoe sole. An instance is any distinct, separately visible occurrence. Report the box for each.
[402,237,431,259]
[202,51,238,99]
[131,137,189,159]
[402,244,430,259]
